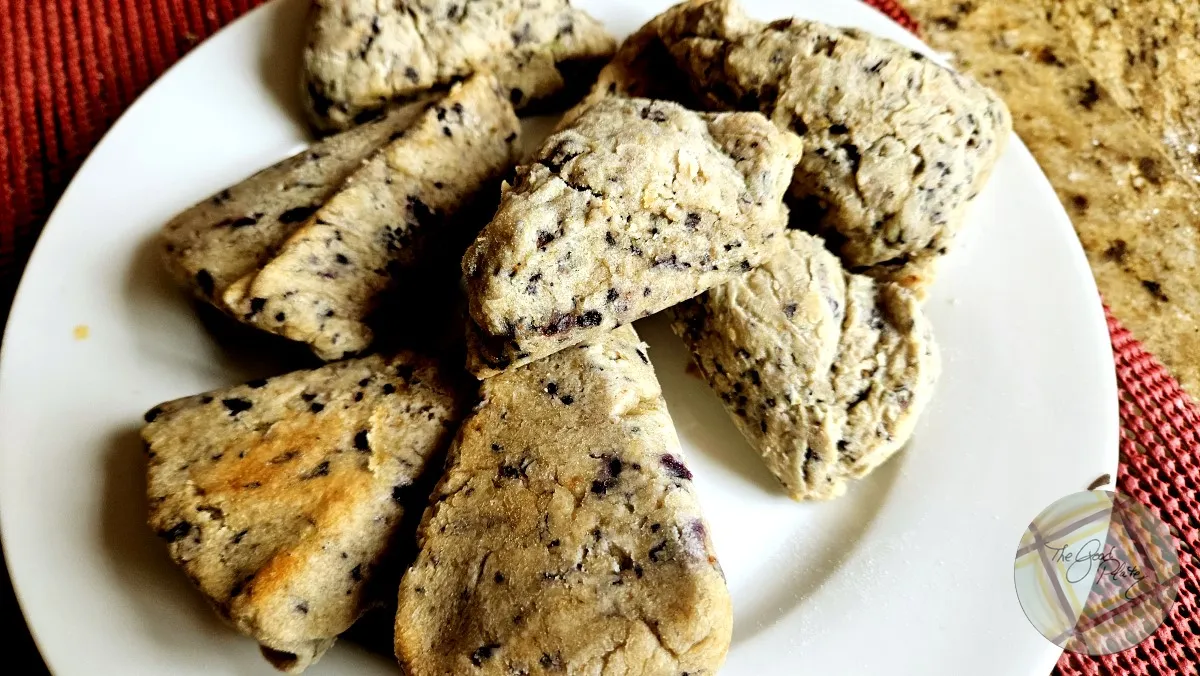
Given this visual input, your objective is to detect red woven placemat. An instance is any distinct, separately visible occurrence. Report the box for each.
[0,1,1196,674]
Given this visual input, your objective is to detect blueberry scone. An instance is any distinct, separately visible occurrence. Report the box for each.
[671,230,940,500]
[224,75,520,361]
[653,0,1012,296]
[160,98,433,306]
[303,0,616,131]
[142,353,463,672]
[462,96,803,378]
[395,326,732,675]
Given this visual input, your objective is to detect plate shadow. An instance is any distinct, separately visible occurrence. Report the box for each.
[124,234,317,386]
[635,313,784,495]
[99,425,234,647]
[258,0,312,134]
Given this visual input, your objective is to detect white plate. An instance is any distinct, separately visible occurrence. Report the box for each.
[0,1,1118,674]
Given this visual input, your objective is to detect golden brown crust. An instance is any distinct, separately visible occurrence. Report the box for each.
[143,352,464,670]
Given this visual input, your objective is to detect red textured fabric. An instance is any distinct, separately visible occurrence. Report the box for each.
[0,2,1196,675]
[0,0,267,317]
[863,0,922,35]
[1051,309,1200,676]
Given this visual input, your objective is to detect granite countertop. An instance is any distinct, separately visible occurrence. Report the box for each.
[905,0,1200,398]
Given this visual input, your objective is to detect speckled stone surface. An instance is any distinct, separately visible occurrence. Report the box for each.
[906,0,1200,398]
[1048,0,1200,184]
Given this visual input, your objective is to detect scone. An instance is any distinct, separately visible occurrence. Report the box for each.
[142,353,463,672]
[224,75,520,361]
[160,98,433,305]
[654,0,1012,296]
[671,230,940,500]
[462,96,803,378]
[303,0,616,131]
[395,326,732,675]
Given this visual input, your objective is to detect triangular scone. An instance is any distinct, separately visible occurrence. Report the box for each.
[160,98,434,305]
[462,97,803,378]
[671,230,940,500]
[303,0,616,131]
[223,75,520,361]
[396,326,732,675]
[142,353,463,672]
[651,0,1012,297]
